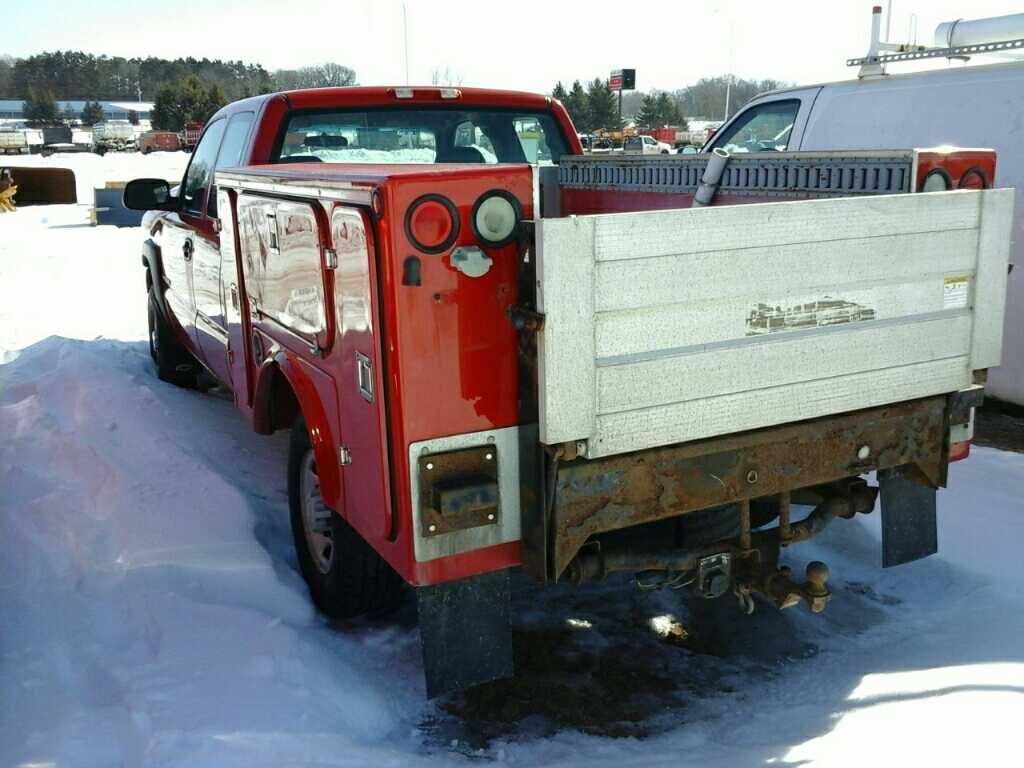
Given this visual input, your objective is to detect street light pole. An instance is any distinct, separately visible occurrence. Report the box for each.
[401,0,410,85]
[713,6,735,122]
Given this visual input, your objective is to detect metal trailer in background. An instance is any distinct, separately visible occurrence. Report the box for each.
[138,130,182,154]
[181,122,203,152]
[0,131,30,155]
[92,121,137,154]
[39,126,93,156]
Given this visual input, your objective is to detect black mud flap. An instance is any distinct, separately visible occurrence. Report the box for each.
[879,467,938,567]
[416,568,514,698]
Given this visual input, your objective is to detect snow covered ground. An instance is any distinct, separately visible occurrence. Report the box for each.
[2,154,1024,767]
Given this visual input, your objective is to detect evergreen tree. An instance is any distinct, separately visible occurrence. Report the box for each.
[655,92,684,127]
[80,100,105,125]
[562,80,589,132]
[634,93,660,128]
[636,91,686,128]
[551,81,568,102]
[23,86,58,125]
[151,74,227,131]
[586,78,620,132]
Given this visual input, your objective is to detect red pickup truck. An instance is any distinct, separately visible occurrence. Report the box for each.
[125,86,1012,697]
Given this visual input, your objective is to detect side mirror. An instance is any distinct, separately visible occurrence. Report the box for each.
[124,178,176,211]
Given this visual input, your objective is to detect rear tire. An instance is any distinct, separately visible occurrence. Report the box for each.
[148,289,198,388]
[288,419,404,619]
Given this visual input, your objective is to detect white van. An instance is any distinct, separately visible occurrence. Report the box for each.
[706,60,1024,405]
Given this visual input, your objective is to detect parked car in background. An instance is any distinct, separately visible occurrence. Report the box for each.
[623,134,671,154]
[139,130,183,154]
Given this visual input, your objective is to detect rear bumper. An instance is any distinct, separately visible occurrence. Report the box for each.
[408,389,980,586]
[526,390,980,582]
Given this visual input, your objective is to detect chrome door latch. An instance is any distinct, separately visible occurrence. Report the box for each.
[339,446,352,466]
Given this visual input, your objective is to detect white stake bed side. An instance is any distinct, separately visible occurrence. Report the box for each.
[537,188,1014,459]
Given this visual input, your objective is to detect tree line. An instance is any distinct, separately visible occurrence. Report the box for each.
[0,52,356,130]
[553,75,790,132]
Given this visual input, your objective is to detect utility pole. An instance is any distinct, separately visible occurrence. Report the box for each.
[401,0,410,85]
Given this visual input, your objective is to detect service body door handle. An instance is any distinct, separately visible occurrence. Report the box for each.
[183,239,194,261]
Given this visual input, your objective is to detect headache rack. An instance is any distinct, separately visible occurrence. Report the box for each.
[558,151,914,199]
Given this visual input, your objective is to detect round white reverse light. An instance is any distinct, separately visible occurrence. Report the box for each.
[921,170,951,193]
[473,192,519,246]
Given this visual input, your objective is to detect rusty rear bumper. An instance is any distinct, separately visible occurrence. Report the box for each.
[525,395,959,582]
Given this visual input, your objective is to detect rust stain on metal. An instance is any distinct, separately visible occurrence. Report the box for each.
[549,397,947,580]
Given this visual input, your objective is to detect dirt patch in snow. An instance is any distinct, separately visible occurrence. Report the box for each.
[430,572,825,747]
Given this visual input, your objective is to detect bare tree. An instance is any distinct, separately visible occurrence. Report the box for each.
[273,63,357,91]
[430,66,463,86]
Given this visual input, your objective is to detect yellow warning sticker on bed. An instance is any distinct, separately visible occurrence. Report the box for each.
[943,276,970,309]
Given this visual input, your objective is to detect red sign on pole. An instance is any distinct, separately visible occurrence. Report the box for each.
[608,69,635,91]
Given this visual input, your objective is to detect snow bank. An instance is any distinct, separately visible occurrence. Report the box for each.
[3,153,1024,767]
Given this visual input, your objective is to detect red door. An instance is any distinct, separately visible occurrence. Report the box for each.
[331,205,393,541]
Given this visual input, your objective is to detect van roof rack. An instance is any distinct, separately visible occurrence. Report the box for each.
[848,7,1024,77]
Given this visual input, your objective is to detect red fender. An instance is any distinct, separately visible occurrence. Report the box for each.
[252,347,342,511]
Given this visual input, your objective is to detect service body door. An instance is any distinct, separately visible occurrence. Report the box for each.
[331,205,393,541]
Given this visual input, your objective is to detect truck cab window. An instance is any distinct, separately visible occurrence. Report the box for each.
[207,112,255,217]
[513,116,556,164]
[453,121,498,163]
[181,119,226,215]
[275,109,569,165]
[711,99,800,153]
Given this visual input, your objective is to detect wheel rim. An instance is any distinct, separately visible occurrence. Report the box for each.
[148,301,159,360]
[299,450,335,574]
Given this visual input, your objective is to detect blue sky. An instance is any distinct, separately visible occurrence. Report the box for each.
[6,0,1023,92]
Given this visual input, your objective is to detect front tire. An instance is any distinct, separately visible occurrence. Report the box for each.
[288,419,404,619]
[148,288,198,388]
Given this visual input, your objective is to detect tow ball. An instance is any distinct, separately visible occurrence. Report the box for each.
[733,560,831,615]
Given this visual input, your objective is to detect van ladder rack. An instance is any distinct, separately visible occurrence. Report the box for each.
[848,37,1024,68]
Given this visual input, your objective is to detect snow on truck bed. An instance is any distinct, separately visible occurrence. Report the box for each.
[3,154,1024,767]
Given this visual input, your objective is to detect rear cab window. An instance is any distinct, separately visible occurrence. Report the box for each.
[273,108,570,165]
[710,99,800,153]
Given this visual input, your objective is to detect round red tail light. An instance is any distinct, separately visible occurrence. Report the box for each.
[405,194,459,254]
[958,168,988,190]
